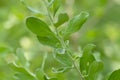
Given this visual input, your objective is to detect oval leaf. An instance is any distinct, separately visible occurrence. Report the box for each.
[54,13,69,27]
[87,61,103,80]
[64,12,89,37]
[80,44,96,75]
[26,17,54,37]
[108,69,120,80]
[37,35,61,48]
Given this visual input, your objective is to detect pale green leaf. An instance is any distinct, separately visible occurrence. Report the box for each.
[16,48,29,67]
[54,49,72,67]
[35,68,44,80]
[87,61,103,80]
[64,12,89,37]
[8,63,36,80]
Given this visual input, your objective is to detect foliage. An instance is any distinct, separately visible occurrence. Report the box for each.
[0,0,120,80]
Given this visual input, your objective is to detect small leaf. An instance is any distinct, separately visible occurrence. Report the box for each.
[54,49,72,67]
[80,44,96,75]
[8,63,36,80]
[64,12,89,37]
[21,0,44,15]
[26,17,54,37]
[108,69,120,80]
[48,0,54,7]
[53,0,61,16]
[54,13,69,27]
[35,68,44,80]
[87,61,103,80]
[36,53,47,80]
[52,67,71,73]
[16,48,29,67]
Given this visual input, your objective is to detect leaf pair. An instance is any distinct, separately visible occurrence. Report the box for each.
[80,44,103,80]
[26,17,60,48]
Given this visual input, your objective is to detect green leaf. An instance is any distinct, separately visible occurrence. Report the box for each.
[14,73,36,80]
[108,69,120,80]
[54,49,72,67]
[35,68,44,80]
[48,0,54,7]
[53,0,61,16]
[52,67,71,73]
[16,48,29,67]
[54,13,69,27]
[87,61,103,80]
[37,35,61,48]
[49,78,58,80]
[26,17,54,37]
[26,17,61,47]
[80,44,96,75]
[8,63,36,80]
[21,0,44,15]
[64,12,89,37]
[0,46,10,54]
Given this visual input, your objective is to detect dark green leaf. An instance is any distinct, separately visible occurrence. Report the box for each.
[108,69,120,80]
[26,17,54,37]
[37,35,61,48]
[87,61,103,80]
[64,12,89,37]
[80,44,96,75]
[54,13,69,27]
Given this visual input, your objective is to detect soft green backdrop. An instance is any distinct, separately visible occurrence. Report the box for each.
[0,0,120,80]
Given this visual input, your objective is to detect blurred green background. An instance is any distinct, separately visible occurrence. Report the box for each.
[0,0,120,80]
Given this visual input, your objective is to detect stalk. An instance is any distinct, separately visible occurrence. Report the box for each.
[43,1,84,80]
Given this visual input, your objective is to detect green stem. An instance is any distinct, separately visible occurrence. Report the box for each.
[43,1,84,80]
[41,53,47,70]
